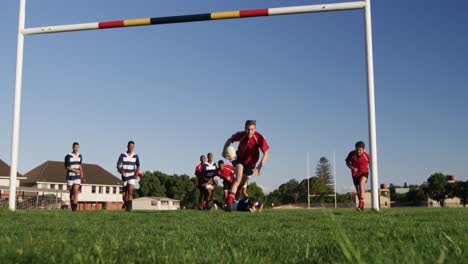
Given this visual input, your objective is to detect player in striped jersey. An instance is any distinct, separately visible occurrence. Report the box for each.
[229,197,264,213]
[64,142,83,211]
[202,152,217,209]
[117,141,140,211]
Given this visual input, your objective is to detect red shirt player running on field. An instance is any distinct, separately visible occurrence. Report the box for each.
[222,120,269,208]
[345,141,370,211]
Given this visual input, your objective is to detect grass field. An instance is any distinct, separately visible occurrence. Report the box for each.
[0,208,466,263]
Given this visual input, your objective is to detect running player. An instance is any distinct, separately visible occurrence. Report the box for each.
[202,152,217,209]
[117,141,140,211]
[345,141,370,211]
[64,142,83,211]
[222,120,269,209]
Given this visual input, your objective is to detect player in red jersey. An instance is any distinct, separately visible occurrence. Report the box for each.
[345,141,370,211]
[215,160,235,202]
[222,120,269,209]
[194,155,206,210]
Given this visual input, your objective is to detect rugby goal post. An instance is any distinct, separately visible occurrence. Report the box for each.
[9,0,380,210]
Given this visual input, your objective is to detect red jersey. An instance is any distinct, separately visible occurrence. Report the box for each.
[345,151,370,177]
[230,131,269,168]
[216,164,235,183]
[195,163,203,176]
[195,163,204,186]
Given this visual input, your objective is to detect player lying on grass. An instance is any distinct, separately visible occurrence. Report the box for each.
[117,141,141,211]
[195,155,207,210]
[222,120,269,209]
[64,142,83,212]
[345,141,370,211]
[228,197,264,212]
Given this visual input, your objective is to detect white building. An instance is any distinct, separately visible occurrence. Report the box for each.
[133,197,180,211]
[0,159,26,196]
[22,161,124,210]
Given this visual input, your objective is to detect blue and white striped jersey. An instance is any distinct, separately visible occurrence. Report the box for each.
[203,161,217,178]
[64,153,82,180]
[117,152,140,182]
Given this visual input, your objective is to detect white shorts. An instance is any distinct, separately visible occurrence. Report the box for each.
[204,184,214,190]
[123,179,136,187]
[67,179,81,186]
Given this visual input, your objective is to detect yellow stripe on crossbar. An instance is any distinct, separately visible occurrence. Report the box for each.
[211,11,240,20]
[124,18,151,26]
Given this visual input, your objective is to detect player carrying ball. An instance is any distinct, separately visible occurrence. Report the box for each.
[222,120,269,209]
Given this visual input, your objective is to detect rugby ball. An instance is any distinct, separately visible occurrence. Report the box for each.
[225,146,237,159]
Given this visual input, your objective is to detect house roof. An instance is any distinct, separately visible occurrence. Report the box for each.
[0,159,24,177]
[22,161,123,186]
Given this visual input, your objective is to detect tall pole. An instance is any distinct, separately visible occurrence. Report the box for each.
[307,152,310,209]
[364,0,379,211]
[333,152,337,209]
[9,0,26,211]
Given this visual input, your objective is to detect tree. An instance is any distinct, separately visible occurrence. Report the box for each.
[406,188,426,205]
[137,171,166,198]
[247,182,265,201]
[309,177,329,195]
[427,172,448,198]
[315,157,333,193]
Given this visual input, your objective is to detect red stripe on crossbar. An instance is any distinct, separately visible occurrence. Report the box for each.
[98,20,125,28]
[240,9,269,17]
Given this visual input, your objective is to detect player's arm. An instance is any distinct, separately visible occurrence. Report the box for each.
[258,202,264,213]
[345,152,355,171]
[116,155,125,174]
[254,149,269,176]
[222,132,242,160]
[80,165,84,179]
[135,156,141,179]
[222,137,234,159]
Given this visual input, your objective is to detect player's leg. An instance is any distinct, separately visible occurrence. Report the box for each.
[241,176,250,198]
[72,183,80,211]
[358,175,367,210]
[125,179,135,211]
[67,180,74,210]
[205,185,214,209]
[227,164,244,205]
[353,177,362,211]
[222,180,231,204]
[198,186,204,210]
[122,183,128,209]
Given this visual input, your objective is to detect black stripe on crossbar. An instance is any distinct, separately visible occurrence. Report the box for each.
[150,13,212,25]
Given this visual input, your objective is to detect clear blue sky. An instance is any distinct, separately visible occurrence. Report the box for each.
[1,0,467,193]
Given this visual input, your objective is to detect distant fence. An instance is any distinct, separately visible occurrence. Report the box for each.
[0,194,65,210]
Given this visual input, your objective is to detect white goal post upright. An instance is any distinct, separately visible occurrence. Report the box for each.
[8,0,380,210]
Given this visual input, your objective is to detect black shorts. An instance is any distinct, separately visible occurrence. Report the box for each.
[223,180,232,191]
[232,160,254,176]
[353,173,369,186]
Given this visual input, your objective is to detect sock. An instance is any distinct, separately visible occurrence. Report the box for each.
[227,192,236,204]
[359,200,364,208]
[127,200,132,211]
